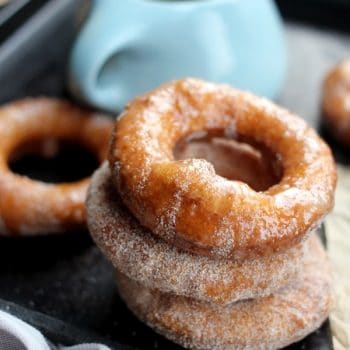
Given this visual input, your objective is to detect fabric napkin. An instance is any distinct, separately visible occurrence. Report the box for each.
[0,310,110,350]
[325,166,350,350]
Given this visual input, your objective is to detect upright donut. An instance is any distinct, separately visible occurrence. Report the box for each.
[0,98,113,235]
[323,59,350,147]
[109,78,336,259]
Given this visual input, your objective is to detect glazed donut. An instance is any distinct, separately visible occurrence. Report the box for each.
[87,163,305,305]
[0,98,113,235]
[109,78,336,259]
[323,59,350,147]
[116,234,331,350]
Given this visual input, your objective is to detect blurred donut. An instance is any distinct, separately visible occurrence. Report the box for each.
[0,98,112,235]
[323,59,350,147]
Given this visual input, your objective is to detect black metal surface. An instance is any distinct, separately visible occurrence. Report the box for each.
[0,1,343,349]
[0,0,48,44]
[0,0,91,103]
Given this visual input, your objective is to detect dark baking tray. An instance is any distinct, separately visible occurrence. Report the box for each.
[0,0,342,349]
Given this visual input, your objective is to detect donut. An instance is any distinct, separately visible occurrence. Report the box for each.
[323,59,350,147]
[109,78,336,259]
[87,163,306,305]
[0,98,113,235]
[116,234,331,350]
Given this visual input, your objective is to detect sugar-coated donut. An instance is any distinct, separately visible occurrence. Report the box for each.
[116,234,331,350]
[0,98,113,235]
[323,59,350,147]
[87,163,306,305]
[109,78,336,259]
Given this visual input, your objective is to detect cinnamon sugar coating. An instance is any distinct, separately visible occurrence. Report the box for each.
[323,59,350,147]
[87,164,306,305]
[116,234,331,350]
[0,98,113,235]
[109,78,336,259]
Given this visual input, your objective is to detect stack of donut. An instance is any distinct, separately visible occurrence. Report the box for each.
[87,79,337,349]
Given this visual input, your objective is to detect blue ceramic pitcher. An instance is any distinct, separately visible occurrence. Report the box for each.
[69,0,286,112]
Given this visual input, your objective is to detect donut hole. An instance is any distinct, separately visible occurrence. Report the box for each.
[174,130,282,192]
[9,139,99,183]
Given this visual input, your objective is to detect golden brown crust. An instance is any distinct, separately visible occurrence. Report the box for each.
[323,59,350,147]
[0,98,113,235]
[116,234,332,350]
[87,163,306,305]
[109,78,336,259]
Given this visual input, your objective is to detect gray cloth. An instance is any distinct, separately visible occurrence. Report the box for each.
[0,311,110,350]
